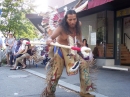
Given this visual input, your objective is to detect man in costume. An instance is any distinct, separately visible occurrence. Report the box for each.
[41,10,95,97]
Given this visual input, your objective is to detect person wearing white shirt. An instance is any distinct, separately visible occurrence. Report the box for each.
[40,33,47,47]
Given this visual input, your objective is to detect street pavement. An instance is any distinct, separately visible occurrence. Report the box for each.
[1,63,130,97]
[0,66,80,97]
[24,63,130,97]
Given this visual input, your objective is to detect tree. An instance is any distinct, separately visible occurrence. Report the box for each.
[0,0,38,40]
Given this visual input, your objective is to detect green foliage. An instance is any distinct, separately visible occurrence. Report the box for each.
[0,0,38,40]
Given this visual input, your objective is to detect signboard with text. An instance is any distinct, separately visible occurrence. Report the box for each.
[91,32,96,45]
[116,7,130,17]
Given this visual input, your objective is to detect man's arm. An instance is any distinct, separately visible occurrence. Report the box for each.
[22,45,28,54]
[46,26,62,45]
[16,49,25,55]
[15,45,25,55]
[49,26,62,40]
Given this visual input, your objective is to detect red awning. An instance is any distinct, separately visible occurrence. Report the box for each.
[42,0,114,22]
[88,0,113,9]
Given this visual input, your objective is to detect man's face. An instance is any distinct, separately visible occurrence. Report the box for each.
[66,14,77,28]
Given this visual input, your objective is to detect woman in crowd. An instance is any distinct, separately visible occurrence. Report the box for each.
[6,32,15,66]
[82,38,88,47]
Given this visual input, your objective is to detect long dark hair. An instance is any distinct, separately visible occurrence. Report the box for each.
[83,39,88,47]
[59,10,81,35]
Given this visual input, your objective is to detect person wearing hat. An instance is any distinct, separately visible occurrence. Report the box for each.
[5,32,15,66]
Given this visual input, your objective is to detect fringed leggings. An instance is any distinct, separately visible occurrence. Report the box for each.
[41,47,94,97]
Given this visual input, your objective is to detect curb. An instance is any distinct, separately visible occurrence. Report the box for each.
[24,69,108,97]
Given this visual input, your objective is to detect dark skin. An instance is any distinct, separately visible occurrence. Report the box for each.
[46,14,82,46]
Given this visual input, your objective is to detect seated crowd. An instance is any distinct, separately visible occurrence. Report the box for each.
[2,32,50,70]
[9,38,47,70]
[4,32,98,70]
[10,38,31,70]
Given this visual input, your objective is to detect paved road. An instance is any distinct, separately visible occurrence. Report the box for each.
[96,68,130,97]
[24,64,130,97]
[1,64,130,97]
[0,66,80,97]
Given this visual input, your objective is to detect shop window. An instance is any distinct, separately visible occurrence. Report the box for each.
[80,11,114,58]
[95,11,106,58]
[106,11,114,57]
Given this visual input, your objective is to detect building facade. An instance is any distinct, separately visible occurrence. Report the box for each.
[77,0,130,66]
[26,0,130,67]
[54,0,130,67]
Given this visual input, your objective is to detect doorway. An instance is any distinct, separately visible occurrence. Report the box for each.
[115,19,122,65]
[115,16,130,65]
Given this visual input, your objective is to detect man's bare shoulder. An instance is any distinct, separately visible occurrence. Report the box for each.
[55,25,63,31]
[55,26,65,34]
[50,25,64,40]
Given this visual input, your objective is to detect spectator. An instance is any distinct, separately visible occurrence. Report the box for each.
[9,35,17,66]
[11,38,26,69]
[82,38,88,47]
[0,36,3,67]
[10,39,32,70]
[5,32,15,66]
[40,33,48,65]
[92,40,100,58]
[40,33,47,47]
[14,38,25,57]
[12,40,22,64]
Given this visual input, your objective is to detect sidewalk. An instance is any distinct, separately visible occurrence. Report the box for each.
[24,64,108,97]
[0,66,81,97]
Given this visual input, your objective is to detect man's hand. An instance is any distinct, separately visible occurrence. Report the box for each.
[46,37,55,46]
[46,39,52,46]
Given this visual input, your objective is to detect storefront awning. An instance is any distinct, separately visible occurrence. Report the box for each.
[53,0,114,21]
[88,0,113,9]
[26,0,115,33]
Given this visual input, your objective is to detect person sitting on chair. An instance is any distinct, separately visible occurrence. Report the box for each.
[10,39,32,70]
